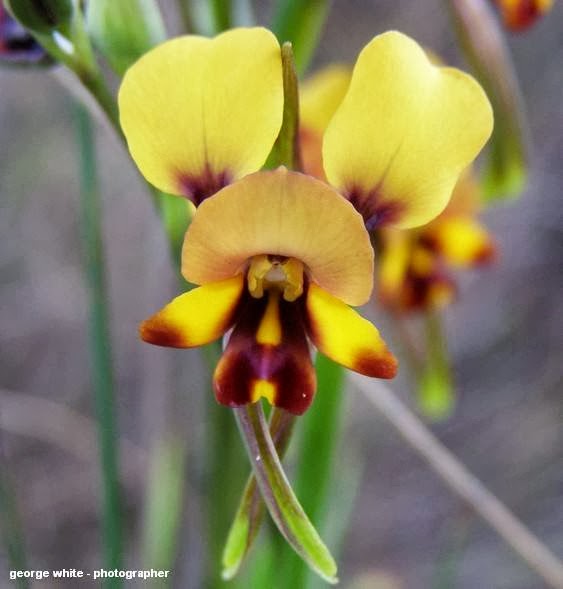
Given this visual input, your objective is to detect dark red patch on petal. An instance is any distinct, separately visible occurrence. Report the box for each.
[177,165,231,206]
[214,293,316,415]
[499,0,545,30]
[354,349,398,379]
[344,183,406,231]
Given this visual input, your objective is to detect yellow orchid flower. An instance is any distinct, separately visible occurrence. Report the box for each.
[118,28,493,413]
[140,168,397,414]
[378,170,496,313]
[493,0,553,30]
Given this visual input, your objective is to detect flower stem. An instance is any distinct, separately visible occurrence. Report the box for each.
[234,402,338,584]
[351,375,563,589]
[447,0,529,200]
[267,42,303,171]
[221,408,296,580]
[418,311,454,420]
[209,0,231,32]
[74,103,123,588]
[277,354,345,588]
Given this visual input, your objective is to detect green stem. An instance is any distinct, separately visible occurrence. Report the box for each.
[272,0,331,75]
[447,0,529,200]
[418,311,454,421]
[0,467,29,589]
[276,354,345,588]
[221,408,296,580]
[74,104,123,588]
[266,42,302,171]
[234,403,337,584]
[209,0,231,32]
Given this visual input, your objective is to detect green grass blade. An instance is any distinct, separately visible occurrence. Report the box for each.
[272,0,331,75]
[74,103,123,588]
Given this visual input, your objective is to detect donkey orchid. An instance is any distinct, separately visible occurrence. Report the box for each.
[378,170,496,312]
[119,27,493,414]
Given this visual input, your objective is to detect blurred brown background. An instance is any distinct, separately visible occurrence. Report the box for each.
[1,1,562,587]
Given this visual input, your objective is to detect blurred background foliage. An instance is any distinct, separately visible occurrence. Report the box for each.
[1,0,562,588]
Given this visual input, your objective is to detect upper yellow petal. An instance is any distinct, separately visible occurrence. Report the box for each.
[119,28,283,201]
[182,168,374,306]
[323,31,493,229]
[139,275,244,347]
[305,283,398,378]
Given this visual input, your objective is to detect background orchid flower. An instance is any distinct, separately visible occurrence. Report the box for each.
[377,169,496,313]
[301,32,493,236]
[140,168,397,414]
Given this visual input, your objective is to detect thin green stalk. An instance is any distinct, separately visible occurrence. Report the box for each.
[272,0,331,75]
[142,436,186,586]
[74,104,123,588]
[0,467,29,589]
[276,353,345,588]
[209,0,231,32]
[234,402,338,584]
[418,311,454,421]
[268,42,302,171]
[447,0,529,200]
[221,408,296,580]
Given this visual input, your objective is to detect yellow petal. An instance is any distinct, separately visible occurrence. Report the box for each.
[305,283,398,378]
[300,65,351,135]
[140,275,244,347]
[182,168,374,306]
[119,28,283,202]
[424,216,496,267]
[323,31,493,229]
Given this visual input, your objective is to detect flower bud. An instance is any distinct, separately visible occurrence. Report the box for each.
[87,0,165,75]
[4,0,73,35]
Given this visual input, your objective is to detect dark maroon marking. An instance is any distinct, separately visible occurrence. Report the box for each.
[402,266,457,312]
[507,0,542,30]
[177,165,232,206]
[345,183,405,231]
[213,291,317,415]
[354,349,398,379]
[0,5,49,63]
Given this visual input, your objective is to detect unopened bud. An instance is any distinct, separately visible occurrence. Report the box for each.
[87,0,165,75]
[4,0,73,35]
